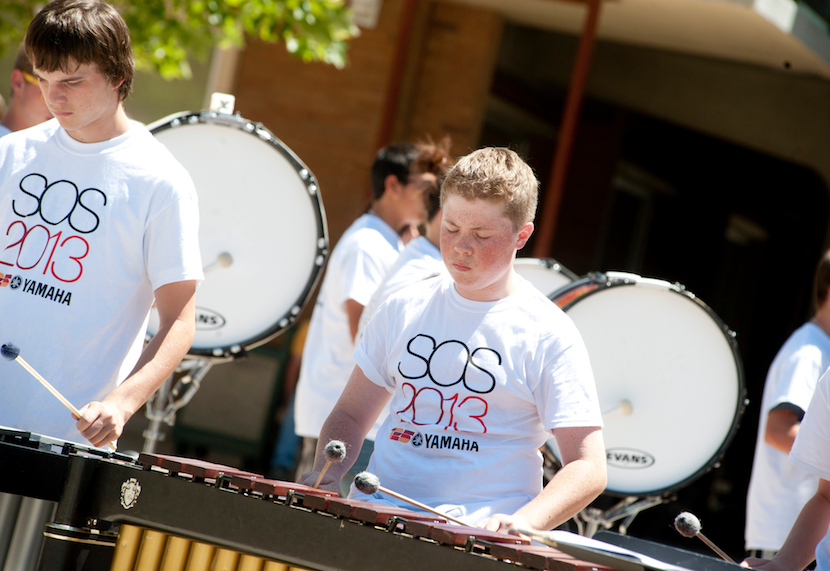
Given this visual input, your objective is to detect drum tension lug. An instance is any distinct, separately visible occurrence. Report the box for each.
[229,348,250,360]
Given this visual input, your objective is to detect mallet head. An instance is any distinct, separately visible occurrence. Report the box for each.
[0,343,20,361]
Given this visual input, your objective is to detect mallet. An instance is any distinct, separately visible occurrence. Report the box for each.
[1,343,117,451]
[312,440,347,488]
[674,511,735,563]
[353,471,469,526]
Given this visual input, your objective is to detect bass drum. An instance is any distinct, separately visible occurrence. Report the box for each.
[551,272,745,497]
[513,257,579,298]
[145,111,327,358]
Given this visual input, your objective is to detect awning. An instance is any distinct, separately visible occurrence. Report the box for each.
[448,0,830,79]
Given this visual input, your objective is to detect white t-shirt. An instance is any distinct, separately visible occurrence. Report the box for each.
[357,236,445,342]
[0,125,11,138]
[293,212,403,438]
[745,322,830,550]
[350,273,602,525]
[0,119,203,445]
[356,236,446,440]
[789,370,830,570]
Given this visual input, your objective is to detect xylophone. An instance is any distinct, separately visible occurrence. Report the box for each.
[0,429,692,571]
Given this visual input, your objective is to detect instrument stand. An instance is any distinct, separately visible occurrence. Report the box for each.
[574,495,669,538]
[142,358,223,453]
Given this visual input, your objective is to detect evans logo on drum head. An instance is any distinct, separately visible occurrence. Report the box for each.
[606,448,655,469]
[195,307,226,331]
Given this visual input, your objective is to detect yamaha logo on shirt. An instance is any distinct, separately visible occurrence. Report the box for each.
[388,427,479,452]
[0,272,72,306]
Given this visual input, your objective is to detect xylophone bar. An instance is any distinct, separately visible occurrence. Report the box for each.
[401,520,527,548]
[488,541,610,571]
[299,494,447,526]
[228,474,338,501]
[137,453,262,481]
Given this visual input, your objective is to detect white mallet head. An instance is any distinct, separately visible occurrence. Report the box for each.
[674,511,701,538]
[324,440,346,463]
[353,471,381,495]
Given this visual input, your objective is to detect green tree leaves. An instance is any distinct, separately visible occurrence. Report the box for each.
[0,0,359,79]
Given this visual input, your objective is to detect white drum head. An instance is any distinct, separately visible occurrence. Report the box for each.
[552,272,744,496]
[145,112,327,357]
[513,257,578,298]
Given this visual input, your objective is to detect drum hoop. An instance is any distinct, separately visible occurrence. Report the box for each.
[515,257,581,282]
[146,111,329,358]
[554,271,747,496]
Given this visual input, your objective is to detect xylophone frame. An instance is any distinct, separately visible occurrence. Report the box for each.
[0,432,624,571]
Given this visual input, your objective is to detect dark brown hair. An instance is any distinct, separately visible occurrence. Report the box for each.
[412,137,454,222]
[25,0,134,101]
[370,143,420,200]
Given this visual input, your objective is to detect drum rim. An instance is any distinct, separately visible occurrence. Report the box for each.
[146,111,329,358]
[514,256,580,283]
[553,271,747,497]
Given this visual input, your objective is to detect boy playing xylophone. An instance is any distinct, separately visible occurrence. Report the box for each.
[300,147,606,534]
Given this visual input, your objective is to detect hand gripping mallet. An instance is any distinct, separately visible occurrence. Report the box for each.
[1,343,117,451]
[312,440,347,488]
[354,471,470,526]
[674,511,735,564]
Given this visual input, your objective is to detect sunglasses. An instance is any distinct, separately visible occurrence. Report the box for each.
[21,71,39,85]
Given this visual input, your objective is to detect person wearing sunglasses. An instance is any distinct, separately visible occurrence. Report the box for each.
[0,45,53,137]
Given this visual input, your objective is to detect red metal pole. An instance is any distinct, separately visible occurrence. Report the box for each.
[375,0,419,152]
[533,0,602,258]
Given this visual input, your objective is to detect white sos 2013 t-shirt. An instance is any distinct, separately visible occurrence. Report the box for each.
[351,273,602,525]
[0,119,202,445]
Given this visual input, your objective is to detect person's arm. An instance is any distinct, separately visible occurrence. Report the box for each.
[298,365,391,493]
[743,478,830,570]
[764,406,802,453]
[75,280,197,448]
[484,426,607,533]
[345,299,364,343]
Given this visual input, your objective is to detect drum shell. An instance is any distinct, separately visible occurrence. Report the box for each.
[551,272,745,497]
[145,112,328,358]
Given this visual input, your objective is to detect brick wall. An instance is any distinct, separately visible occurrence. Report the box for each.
[231,1,502,246]
[397,2,503,155]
